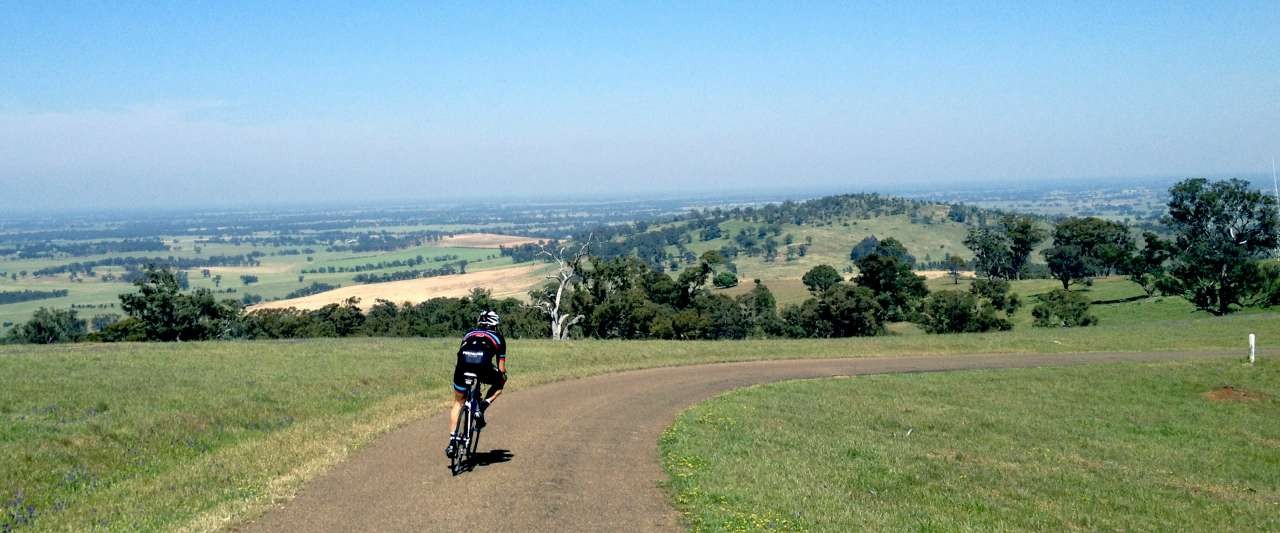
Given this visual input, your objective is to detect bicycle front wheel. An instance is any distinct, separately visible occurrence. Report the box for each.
[450,405,468,474]
[467,404,482,458]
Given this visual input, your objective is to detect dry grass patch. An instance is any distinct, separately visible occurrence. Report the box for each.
[249,264,546,311]
[1202,385,1270,402]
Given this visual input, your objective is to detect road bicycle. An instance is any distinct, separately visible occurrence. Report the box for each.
[449,372,483,475]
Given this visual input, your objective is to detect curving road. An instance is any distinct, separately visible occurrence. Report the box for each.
[241,350,1232,532]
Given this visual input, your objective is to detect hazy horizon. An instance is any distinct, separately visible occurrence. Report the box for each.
[3,2,1277,211]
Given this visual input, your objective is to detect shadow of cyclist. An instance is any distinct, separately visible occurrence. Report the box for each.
[469,449,514,468]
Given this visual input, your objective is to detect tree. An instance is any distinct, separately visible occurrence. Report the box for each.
[712,271,738,289]
[534,240,592,340]
[1043,244,1089,290]
[676,261,713,305]
[801,265,843,294]
[695,293,751,340]
[699,250,725,266]
[963,227,1013,279]
[1256,262,1280,308]
[999,215,1047,279]
[1162,178,1279,315]
[90,313,121,332]
[240,274,259,285]
[736,280,785,337]
[943,255,967,284]
[1049,217,1135,277]
[119,267,183,341]
[5,307,86,344]
[854,238,928,321]
[763,238,779,262]
[1125,232,1170,297]
[119,266,240,341]
[1032,288,1097,327]
[849,235,879,262]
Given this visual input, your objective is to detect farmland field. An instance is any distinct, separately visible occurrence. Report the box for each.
[0,234,542,329]
[249,263,550,310]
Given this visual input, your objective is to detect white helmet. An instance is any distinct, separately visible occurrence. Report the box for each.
[477,311,500,327]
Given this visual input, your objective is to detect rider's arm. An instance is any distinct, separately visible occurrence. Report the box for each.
[497,332,507,374]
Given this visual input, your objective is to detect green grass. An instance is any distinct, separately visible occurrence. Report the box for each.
[307,245,504,270]
[4,310,1279,531]
[661,358,1280,531]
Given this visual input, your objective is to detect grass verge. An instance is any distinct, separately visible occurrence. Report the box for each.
[660,358,1280,531]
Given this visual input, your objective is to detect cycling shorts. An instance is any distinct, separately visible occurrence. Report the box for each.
[452,363,506,393]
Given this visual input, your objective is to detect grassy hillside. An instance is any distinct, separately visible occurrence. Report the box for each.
[681,210,976,283]
[3,311,1278,531]
[662,358,1279,531]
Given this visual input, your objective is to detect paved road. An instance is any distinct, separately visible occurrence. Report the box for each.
[241,350,1233,532]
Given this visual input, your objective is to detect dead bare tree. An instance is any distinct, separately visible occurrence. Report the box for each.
[535,239,591,340]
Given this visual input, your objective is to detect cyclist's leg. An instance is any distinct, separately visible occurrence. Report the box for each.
[448,367,468,434]
[448,390,465,431]
[482,367,506,405]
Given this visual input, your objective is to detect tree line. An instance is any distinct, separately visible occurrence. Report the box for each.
[350,261,469,284]
[32,253,266,277]
[301,254,460,274]
[964,178,1278,316]
[0,289,69,305]
[0,238,168,259]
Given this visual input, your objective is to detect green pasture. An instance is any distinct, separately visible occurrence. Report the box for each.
[661,358,1279,531]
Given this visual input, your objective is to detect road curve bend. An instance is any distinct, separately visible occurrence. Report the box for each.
[241,350,1231,532]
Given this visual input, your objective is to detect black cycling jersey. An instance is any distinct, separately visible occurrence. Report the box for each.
[456,327,506,368]
[453,327,507,393]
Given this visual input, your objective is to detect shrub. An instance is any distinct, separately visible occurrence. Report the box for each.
[1032,288,1097,327]
[917,279,1019,334]
[782,285,883,338]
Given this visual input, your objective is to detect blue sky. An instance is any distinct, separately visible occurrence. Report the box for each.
[1,1,1277,209]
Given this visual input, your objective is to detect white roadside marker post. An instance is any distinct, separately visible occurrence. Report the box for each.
[1249,333,1256,365]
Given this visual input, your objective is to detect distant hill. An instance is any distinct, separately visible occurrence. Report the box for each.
[571,193,1019,286]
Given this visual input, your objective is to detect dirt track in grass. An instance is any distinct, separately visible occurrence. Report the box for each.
[239,350,1234,532]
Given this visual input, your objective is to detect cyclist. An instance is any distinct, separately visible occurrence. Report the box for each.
[445,310,507,459]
